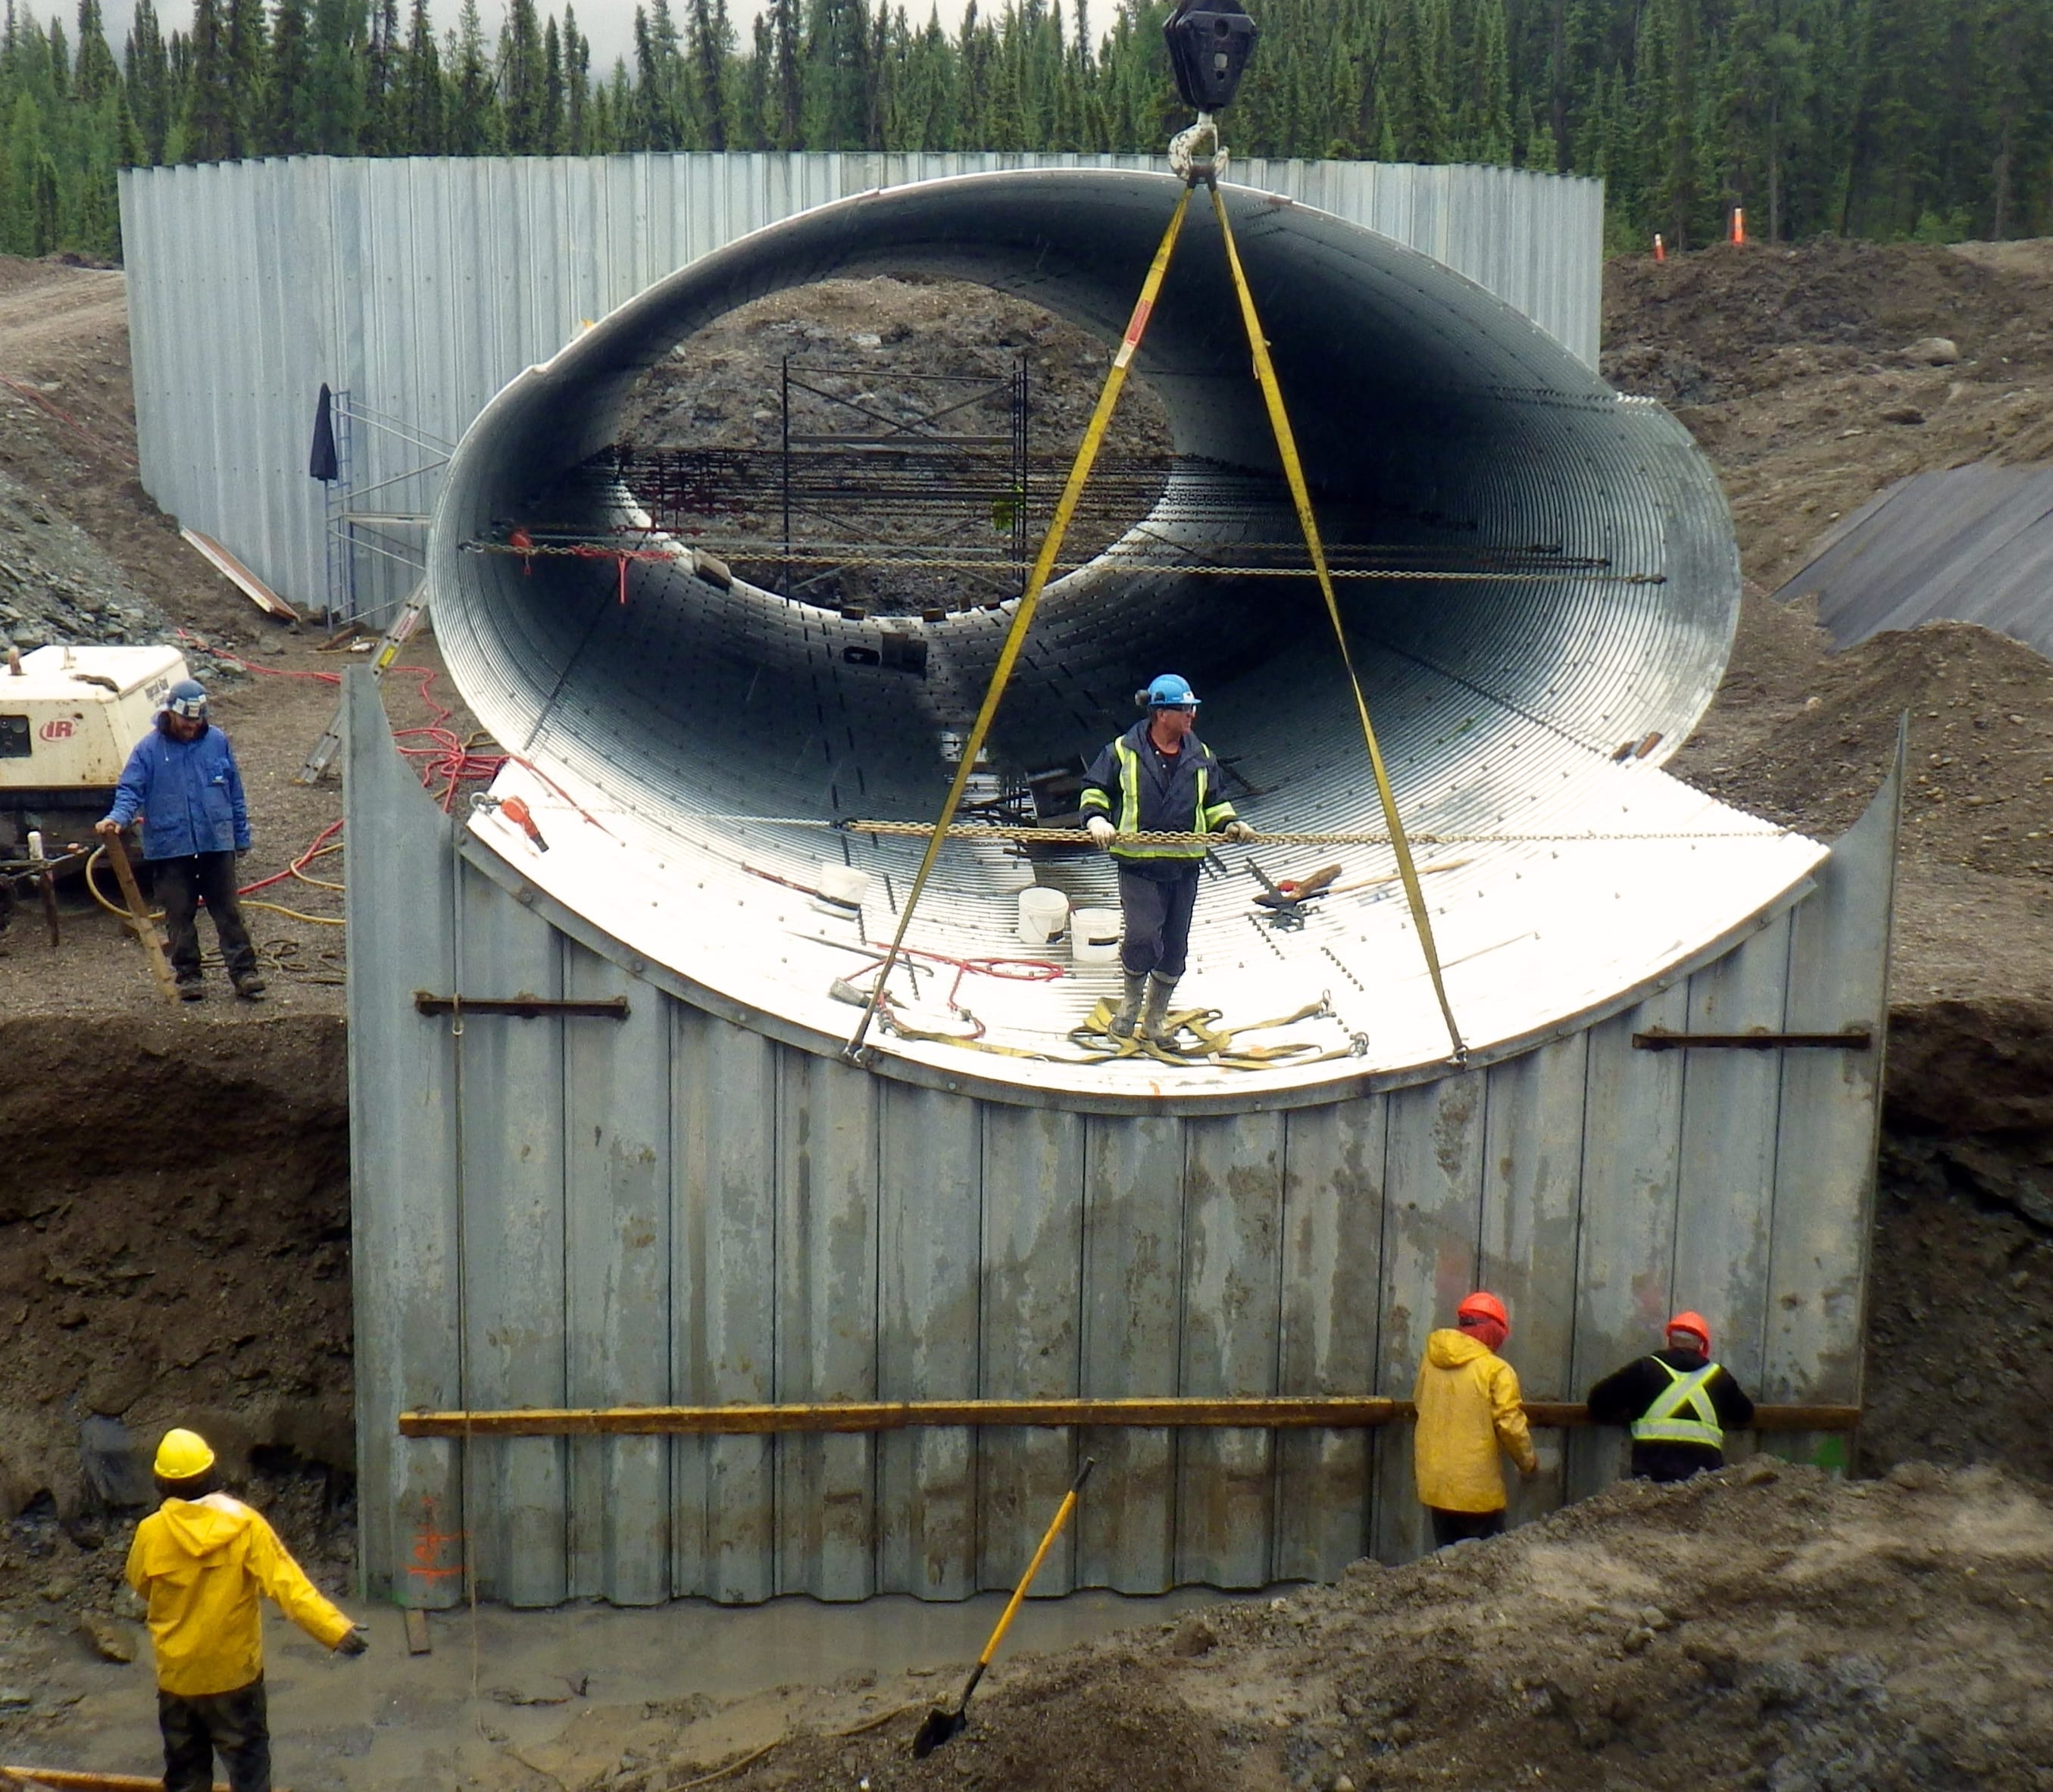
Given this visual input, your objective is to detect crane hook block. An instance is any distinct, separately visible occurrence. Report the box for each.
[1164,1,1258,113]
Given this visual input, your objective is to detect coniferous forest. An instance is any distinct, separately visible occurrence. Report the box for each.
[1,0,2049,264]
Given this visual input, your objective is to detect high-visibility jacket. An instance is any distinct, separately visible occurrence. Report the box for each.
[126,1493,354,1696]
[1586,1347,1755,1483]
[1078,721,1237,873]
[1630,1360,1723,1447]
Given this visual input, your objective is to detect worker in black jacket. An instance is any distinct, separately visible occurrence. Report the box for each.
[1079,673,1253,1041]
[1586,1310,1755,1483]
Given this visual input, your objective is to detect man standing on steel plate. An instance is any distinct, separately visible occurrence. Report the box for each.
[95,676,264,1001]
[1586,1310,1755,1482]
[1080,673,1255,1043]
[127,1428,367,1792]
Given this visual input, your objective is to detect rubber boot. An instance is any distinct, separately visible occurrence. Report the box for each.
[1108,971,1148,1038]
[1139,974,1180,1042]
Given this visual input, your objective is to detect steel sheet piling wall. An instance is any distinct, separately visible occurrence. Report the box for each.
[120,152,1601,621]
[347,675,1895,1605]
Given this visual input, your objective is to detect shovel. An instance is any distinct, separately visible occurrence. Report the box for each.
[911,1456,1096,1758]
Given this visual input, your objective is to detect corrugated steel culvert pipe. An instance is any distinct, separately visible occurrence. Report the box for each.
[428,170,1811,1100]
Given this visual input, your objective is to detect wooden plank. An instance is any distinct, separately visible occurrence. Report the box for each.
[399,1397,1855,1436]
[978,1108,1085,1595]
[562,944,670,1606]
[1672,913,1792,1468]
[454,871,566,1608]
[877,1085,981,1598]
[1274,1095,1388,1581]
[180,523,301,620]
[98,833,180,1003]
[1372,1070,1487,1563]
[672,1011,777,1603]
[1076,1113,1184,1593]
[773,1052,880,1601]
[403,1608,431,1656]
[1565,986,1689,1504]
[1176,1113,1286,1588]
[1765,745,1899,1473]
[1480,1033,1589,1531]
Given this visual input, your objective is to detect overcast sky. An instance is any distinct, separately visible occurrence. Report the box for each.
[83,0,987,78]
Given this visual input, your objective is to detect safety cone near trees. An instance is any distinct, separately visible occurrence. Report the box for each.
[1654,233,1665,262]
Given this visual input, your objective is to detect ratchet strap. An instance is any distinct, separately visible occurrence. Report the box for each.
[845,167,1467,1068]
[1207,183,1466,1063]
[845,186,1197,1058]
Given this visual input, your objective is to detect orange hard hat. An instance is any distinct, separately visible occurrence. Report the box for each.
[1457,1290,1509,1330]
[1666,1310,1711,1350]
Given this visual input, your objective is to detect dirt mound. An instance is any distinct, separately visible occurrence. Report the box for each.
[1675,610,2053,876]
[0,1013,353,1539]
[604,1463,2053,1791]
[1604,239,2053,595]
[1603,237,2053,406]
[1865,1135,2053,1483]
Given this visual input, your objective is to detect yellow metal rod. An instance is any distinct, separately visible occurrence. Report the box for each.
[397,1397,1860,1437]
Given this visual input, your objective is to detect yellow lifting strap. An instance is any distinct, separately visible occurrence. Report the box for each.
[845,186,1197,1059]
[1205,183,1467,1063]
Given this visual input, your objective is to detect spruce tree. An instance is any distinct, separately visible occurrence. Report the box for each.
[445,0,499,151]
[226,0,266,152]
[500,0,542,151]
[72,0,117,104]
[183,0,233,159]
[264,0,312,153]
[124,0,172,162]
[397,0,439,151]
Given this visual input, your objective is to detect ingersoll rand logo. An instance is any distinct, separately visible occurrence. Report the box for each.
[39,719,76,741]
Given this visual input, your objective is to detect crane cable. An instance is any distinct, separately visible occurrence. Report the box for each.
[843,185,1197,1060]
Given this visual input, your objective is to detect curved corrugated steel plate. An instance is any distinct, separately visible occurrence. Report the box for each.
[427,168,1820,1099]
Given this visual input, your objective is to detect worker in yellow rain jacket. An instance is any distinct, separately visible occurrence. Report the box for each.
[1411,1290,1539,1549]
[125,1428,367,1792]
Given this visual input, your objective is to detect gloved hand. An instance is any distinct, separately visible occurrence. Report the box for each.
[1219,820,1256,843]
[94,818,121,838]
[1086,817,1116,850]
[335,1628,369,1656]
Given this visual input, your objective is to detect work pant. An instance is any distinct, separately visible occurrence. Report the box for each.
[160,1677,270,1792]
[152,850,256,982]
[1427,1506,1505,1550]
[1116,866,1199,980]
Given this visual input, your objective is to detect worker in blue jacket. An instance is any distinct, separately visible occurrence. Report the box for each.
[97,678,264,1002]
[1079,673,1253,1041]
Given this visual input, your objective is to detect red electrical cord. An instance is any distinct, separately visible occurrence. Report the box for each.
[176,632,510,898]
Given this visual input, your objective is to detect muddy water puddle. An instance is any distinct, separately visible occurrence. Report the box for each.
[8,1585,1257,1788]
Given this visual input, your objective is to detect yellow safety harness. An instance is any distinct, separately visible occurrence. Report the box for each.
[1630,1360,1725,1449]
[845,144,1466,1066]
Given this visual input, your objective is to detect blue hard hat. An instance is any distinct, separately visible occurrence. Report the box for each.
[164,679,208,720]
[1145,673,1200,707]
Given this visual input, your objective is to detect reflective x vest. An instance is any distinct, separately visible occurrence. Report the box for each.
[1078,724,1237,865]
[1629,1359,1724,1449]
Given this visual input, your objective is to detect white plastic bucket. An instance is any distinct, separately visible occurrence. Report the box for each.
[1070,907,1122,964]
[817,863,870,907]
[1016,886,1070,947]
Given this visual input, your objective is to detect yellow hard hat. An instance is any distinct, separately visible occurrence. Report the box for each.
[154,1428,216,1481]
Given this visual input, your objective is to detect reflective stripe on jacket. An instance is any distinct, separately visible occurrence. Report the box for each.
[1079,721,1236,865]
[105,720,252,860]
[125,1493,353,1697]
[1629,1360,1724,1449]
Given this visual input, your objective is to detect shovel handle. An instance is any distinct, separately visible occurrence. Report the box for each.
[971,1456,1096,1674]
